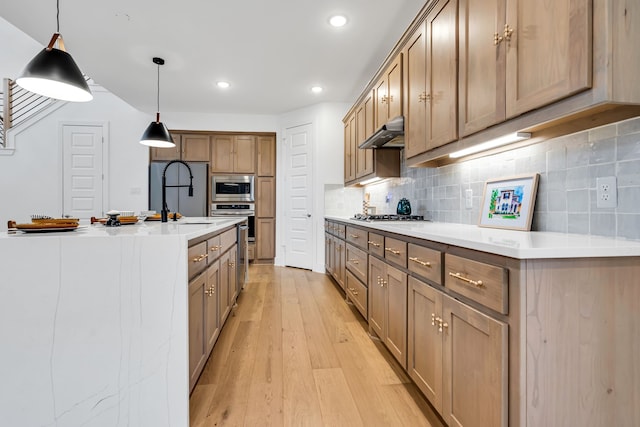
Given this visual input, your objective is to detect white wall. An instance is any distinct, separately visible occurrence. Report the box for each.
[277,102,349,272]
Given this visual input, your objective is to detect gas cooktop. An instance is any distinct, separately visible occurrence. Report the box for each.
[353,213,425,221]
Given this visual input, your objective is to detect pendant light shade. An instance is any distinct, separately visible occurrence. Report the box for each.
[140,57,175,148]
[16,0,93,103]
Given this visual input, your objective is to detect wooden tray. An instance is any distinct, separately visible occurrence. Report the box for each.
[10,222,79,231]
[91,216,139,225]
[146,213,182,221]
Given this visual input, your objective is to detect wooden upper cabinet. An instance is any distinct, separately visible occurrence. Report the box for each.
[375,54,403,130]
[460,0,592,136]
[234,135,256,173]
[344,113,356,183]
[211,135,255,173]
[150,133,182,161]
[181,134,210,162]
[211,135,234,172]
[404,22,428,159]
[505,0,591,118]
[355,92,374,178]
[257,135,276,177]
[425,0,458,149]
[404,0,458,159]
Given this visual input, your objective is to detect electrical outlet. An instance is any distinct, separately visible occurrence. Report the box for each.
[596,176,617,208]
[465,189,473,209]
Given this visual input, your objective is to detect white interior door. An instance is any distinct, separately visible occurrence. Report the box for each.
[284,123,313,269]
[62,124,105,219]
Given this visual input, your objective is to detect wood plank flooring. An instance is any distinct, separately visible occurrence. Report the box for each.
[190,265,445,427]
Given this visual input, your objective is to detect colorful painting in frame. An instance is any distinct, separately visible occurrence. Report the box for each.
[478,173,539,231]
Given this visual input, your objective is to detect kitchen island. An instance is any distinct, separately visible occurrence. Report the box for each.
[0,217,245,427]
[325,216,640,427]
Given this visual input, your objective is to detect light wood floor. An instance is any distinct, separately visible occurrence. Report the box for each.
[190,264,445,427]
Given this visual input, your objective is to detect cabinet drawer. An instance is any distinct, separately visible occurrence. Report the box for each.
[346,226,367,249]
[408,244,442,285]
[444,254,508,314]
[220,227,236,253]
[188,241,208,279]
[346,243,367,284]
[367,232,384,257]
[207,235,222,261]
[346,270,368,319]
[384,237,407,268]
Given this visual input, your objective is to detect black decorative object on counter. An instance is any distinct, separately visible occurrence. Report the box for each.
[397,198,412,215]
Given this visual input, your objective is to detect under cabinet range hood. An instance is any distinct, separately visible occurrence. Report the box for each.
[358,116,404,149]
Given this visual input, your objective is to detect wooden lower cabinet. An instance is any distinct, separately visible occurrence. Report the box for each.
[205,260,220,354]
[325,226,346,290]
[256,218,275,260]
[219,247,237,324]
[408,276,508,427]
[188,270,207,390]
[368,255,408,369]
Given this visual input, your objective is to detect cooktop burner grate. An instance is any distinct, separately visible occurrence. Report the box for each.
[353,213,425,221]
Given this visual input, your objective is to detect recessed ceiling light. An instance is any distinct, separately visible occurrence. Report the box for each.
[329,15,348,27]
[216,81,230,89]
[311,86,323,94]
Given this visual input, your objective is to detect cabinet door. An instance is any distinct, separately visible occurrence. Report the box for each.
[150,133,182,161]
[234,135,256,173]
[256,177,275,218]
[257,135,276,177]
[343,113,357,183]
[228,244,238,303]
[205,260,220,353]
[408,277,443,412]
[219,251,231,324]
[335,238,345,290]
[426,0,458,149]
[211,135,234,173]
[355,92,375,178]
[459,0,505,136]
[442,294,508,427]
[368,256,386,339]
[188,270,207,390]
[374,77,388,130]
[404,22,428,159]
[256,217,275,260]
[387,54,403,121]
[325,233,333,274]
[385,263,407,369]
[505,0,591,118]
[182,134,210,161]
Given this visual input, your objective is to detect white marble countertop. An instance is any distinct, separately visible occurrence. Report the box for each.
[325,216,640,259]
[2,216,246,240]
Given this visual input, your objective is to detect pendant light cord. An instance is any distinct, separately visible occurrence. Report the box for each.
[56,0,60,32]
[157,63,160,115]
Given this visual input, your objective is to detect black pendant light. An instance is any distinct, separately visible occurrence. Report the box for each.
[16,0,92,102]
[140,57,175,148]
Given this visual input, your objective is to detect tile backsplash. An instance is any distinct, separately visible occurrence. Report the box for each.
[363,116,640,241]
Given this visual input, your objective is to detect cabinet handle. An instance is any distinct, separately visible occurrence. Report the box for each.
[493,32,503,46]
[192,253,208,263]
[448,272,484,288]
[409,257,431,268]
[367,240,381,248]
[431,313,436,326]
[503,24,514,42]
[438,318,448,333]
[209,245,221,252]
[349,287,359,296]
[385,247,401,255]
[349,234,360,238]
[348,259,359,265]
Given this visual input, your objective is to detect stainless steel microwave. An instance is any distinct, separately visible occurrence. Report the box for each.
[211,175,254,202]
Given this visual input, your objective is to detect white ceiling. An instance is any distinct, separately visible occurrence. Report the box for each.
[1,0,425,115]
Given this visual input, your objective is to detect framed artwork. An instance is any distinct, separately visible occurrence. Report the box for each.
[478,173,539,231]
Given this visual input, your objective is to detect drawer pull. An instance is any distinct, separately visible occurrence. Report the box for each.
[191,254,209,263]
[431,313,436,326]
[349,287,359,296]
[409,257,431,267]
[349,234,360,238]
[448,272,484,288]
[367,240,381,248]
[209,245,221,252]
[348,259,359,265]
[385,247,401,255]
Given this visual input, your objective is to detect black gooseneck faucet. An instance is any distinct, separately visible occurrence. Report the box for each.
[161,160,194,222]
